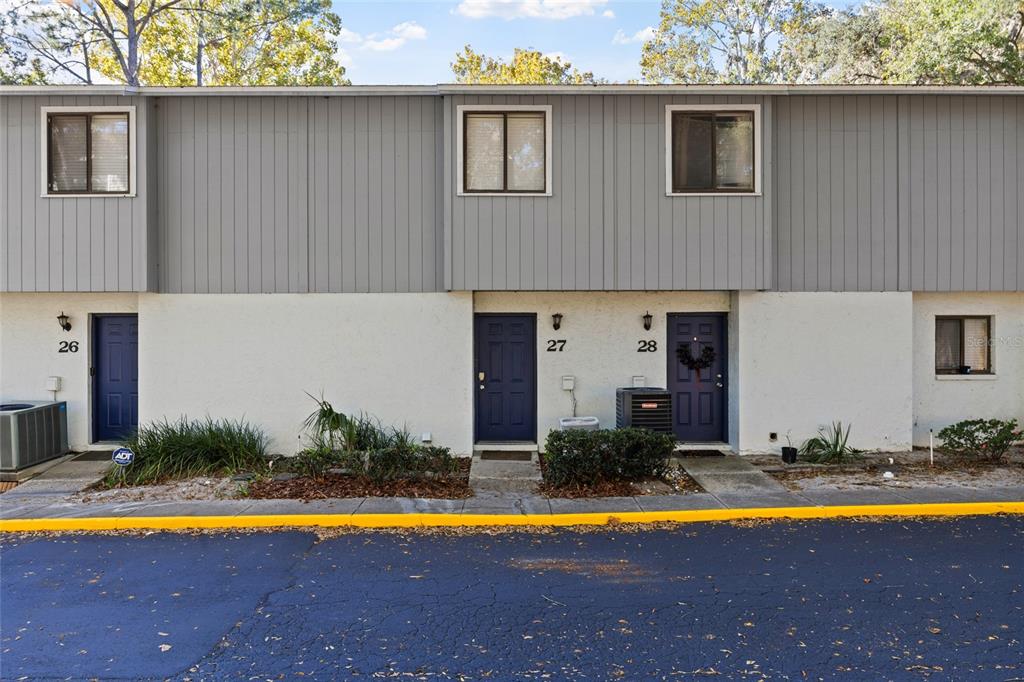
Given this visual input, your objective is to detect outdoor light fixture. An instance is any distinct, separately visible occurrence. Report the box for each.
[643,311,653,331]
[57,312,72,332]
[552,313,563,331]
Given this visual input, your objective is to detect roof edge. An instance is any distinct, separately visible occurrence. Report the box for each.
[3,84,1024,97]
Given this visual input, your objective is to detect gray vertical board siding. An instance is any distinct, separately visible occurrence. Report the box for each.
[775,95,901,292]
[903,95,1021,291]
[776,93,1023,292]
[157,94,440,293]
[445,94,771,291]
[1,95,152,292]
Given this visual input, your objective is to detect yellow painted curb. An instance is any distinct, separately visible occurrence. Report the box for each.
[2,501,1022,533]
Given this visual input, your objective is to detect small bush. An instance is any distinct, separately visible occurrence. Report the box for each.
[303,393,411,452]
[543,428,673,488]
[799,421,860,464]
[938,419,1021,463]
[104,417,269,486]
[364,443,457,483]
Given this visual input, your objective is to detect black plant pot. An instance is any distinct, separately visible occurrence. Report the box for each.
[781,446,798,464]
[958,365,972,375]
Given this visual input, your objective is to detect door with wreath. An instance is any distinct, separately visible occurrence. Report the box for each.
[667,313,726,442]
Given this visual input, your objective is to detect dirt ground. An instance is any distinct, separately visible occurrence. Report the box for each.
[753,447,1024,491]
[75,476,242,503]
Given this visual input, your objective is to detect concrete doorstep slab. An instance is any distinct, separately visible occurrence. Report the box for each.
[469,451,542,494]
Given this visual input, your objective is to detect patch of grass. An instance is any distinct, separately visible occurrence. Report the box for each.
[799,421,861,464]
[103,417,269,487]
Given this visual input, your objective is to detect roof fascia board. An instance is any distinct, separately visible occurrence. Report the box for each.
[3,84,1024,97]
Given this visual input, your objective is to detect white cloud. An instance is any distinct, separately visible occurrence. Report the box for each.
[543,51,571,64]
[337,27,363,44]
[601,9,615,18]
[391,21,428,41]
[338,21,428,53]
[612,26,656,45]
[455,0,610,20]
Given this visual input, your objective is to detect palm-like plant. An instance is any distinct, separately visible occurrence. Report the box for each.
[799,421,860,464]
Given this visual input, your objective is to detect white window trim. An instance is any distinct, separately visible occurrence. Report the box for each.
[40,105,137,198]
[664,103,762,197]
[456,104,553,197]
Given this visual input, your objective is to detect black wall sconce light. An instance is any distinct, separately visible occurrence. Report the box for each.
[57,311,72,332]
[552,313,563,331]
[642,311,653,331]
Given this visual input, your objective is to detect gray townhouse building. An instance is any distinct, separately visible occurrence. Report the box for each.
[1,84,1021,456]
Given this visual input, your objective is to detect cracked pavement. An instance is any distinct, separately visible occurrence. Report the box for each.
[1,517,1022,680]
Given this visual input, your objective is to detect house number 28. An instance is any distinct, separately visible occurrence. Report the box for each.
[637,340,657,352]
[58,340,80,353]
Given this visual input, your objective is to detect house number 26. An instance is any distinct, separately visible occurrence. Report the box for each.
[58,340,79,353]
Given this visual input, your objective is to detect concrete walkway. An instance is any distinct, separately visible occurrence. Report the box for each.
[676,455,802,508]
[3,485,1024,523]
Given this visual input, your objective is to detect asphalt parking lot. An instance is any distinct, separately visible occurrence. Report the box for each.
[2,516,1022,680]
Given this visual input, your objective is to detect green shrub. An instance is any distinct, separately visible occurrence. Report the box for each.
[938,419,1021,463]
[104,417,269,486]
[303,393,411,452]
[364,443,457,483]
[543,428,674,488]
[295,395,458,482]
[799,421,860,464]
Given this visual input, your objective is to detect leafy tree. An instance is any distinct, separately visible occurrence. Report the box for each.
[452,45,599,84]
[874,0,1024,84]
[2,0,347,86]
[778,6,889,83]
[88,0,347,85]
[1,4,49,83]
[640,0,826,83]
[783,0,1024,84]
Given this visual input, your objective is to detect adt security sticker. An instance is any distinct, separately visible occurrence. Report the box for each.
[112,447,135,467]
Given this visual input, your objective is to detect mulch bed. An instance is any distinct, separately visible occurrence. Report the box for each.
[246,459,472,501]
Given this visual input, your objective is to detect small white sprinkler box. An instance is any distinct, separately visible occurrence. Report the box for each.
[632,375,646,387]
[45,376,62,392]
[561,375,575,391]
[421,432,432,443]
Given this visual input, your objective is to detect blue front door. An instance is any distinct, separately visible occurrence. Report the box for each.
[93,315,139,442]
[667,313,727,442]
[474,314,537,442]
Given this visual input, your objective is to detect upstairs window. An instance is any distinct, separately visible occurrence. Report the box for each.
[44,108,133,195]
[936,316,992,374]
[459,106,551,195]
[667,106,758,195]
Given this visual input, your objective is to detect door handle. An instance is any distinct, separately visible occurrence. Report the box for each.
[478,372,485,381]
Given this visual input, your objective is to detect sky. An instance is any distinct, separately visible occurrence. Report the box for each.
[332,0,854,85]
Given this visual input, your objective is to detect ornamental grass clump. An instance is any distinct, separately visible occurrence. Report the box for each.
[103,417,269,486]
[938,419,1021,464]
[292,393,458,481]
[799,421,861,464]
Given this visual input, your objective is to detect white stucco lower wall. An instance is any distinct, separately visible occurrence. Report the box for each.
[734,291,914,454]
[0,293,139,450]
[138,293,474,454]
[913,292,1024,445]
[474,291,732,446]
